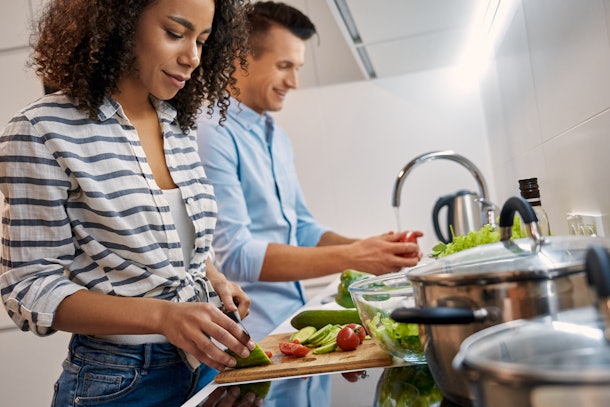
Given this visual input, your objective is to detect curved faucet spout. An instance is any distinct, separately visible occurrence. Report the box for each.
[392,150,491,208]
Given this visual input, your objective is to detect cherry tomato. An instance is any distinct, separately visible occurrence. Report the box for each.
[344,323,366,344]
[264,351,273,358]
[401,231,421,258]
[279,341,309,357]
[402,231,419,243]
[336,326,361,351]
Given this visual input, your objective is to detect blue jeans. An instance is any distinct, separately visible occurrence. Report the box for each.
[51,334,217,407]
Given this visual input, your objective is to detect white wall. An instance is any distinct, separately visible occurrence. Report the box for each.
[0,2,67,405]
[481,0,610,235]
[273,67,493,255]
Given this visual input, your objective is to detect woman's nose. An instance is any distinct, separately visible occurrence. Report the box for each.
[180,41,200,67]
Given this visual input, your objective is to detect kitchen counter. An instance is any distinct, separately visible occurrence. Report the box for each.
[182,277,464,407]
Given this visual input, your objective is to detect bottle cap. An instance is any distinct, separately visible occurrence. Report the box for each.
[518,177,541,203]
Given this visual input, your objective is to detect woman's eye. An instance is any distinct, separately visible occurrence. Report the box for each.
[166,30,182,40]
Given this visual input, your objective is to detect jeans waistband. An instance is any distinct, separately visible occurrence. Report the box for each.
[73,334,183,370]
[93,333,168,345]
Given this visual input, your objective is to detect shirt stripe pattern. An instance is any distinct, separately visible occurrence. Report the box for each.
[0,94,217,335]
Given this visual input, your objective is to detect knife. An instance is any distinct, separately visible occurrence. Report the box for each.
[226,309,251,339]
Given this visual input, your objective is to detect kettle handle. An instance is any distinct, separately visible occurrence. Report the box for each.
[432,195,454,244]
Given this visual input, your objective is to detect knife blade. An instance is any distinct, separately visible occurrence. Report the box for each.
[226,310,251,339]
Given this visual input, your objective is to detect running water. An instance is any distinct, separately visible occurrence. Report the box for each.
[394,206,402,233]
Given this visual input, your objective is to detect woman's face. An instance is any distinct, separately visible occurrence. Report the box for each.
[129,0,215,101]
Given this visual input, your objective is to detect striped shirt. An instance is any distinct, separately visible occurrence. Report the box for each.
[0,93,217,335]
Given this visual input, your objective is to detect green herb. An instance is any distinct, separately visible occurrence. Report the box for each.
[376,364,443,407]
[430,216,527,258]
[366,312,423,358]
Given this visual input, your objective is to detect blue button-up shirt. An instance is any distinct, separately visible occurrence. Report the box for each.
[197,99,329,340]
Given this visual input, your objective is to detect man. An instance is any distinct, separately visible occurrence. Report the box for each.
[197,2,422,405]
[197,0,423,342]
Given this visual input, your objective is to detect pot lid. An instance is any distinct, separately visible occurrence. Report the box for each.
[452,245,610,385]
[408,197,610,285]
[453,307,610,384]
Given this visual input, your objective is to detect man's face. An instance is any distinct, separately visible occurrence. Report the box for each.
[236,25,306,114]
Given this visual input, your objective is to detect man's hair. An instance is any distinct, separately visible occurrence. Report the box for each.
[246,1,317,58]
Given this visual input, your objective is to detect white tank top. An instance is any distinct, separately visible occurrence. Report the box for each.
[163,188,195,266]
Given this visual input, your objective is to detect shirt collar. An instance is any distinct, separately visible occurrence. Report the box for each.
[97,96,178,123]
[227,97,273,134]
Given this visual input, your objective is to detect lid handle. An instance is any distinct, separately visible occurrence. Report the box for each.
[498,196,543,244]
[585,245,610,341]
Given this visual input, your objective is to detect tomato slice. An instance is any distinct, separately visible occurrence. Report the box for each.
[279,341,310,357]
[291,344,310,357]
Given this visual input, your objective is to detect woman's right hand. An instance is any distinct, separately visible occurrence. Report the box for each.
[160,301,255,371]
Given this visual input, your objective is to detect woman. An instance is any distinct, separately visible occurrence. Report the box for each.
[0,0,256,405]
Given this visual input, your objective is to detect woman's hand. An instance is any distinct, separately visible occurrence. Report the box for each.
[160,300,255,371]
[206,259,251,320]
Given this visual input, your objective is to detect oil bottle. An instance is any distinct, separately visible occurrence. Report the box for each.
[518,177,551,236]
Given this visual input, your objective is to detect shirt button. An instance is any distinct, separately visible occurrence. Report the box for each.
[186,197,194,205]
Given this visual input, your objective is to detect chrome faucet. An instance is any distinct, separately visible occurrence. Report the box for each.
[392,150,497,228]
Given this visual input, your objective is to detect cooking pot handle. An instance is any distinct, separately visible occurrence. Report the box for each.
[498,196,542,243]
[390,306,488,325]
[586,246,610,342]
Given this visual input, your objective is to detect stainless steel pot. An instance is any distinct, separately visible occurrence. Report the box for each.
[390,196,610,407]
[452,245,610,407]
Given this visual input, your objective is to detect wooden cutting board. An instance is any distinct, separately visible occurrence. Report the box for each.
[215,332,393,384]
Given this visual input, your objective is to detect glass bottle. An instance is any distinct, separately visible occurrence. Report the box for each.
[518,177,551,236]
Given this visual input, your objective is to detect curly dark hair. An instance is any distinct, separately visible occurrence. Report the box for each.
[32,0,249,131]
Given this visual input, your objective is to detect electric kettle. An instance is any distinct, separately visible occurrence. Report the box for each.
[432,190,484,244]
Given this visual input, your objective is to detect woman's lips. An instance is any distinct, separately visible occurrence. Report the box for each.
[166,72,188,89]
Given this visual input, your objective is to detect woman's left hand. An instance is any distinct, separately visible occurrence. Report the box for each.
[206,260,251,320]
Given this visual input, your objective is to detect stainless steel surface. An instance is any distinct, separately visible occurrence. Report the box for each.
[391,150,496,240]
[391,197,610,406]
[392,150,489,208]
[452,246,610,407]
[432,190,484,244]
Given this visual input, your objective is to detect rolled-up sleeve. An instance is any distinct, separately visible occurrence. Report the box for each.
[0,115,83,335]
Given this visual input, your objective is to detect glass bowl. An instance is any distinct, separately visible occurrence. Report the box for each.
[348,272,425,364]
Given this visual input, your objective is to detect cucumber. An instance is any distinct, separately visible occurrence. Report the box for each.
[237,381,271,400]
[289,326,317,343]
[302,324,333,346]
[290,309,362,330]
[312,341,337,354]
[226,343,272,368]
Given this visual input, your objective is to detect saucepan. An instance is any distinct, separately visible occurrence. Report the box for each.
[390,196,610,406]
[452,245,610,407]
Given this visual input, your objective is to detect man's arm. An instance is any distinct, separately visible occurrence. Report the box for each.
[259,231,421,281]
